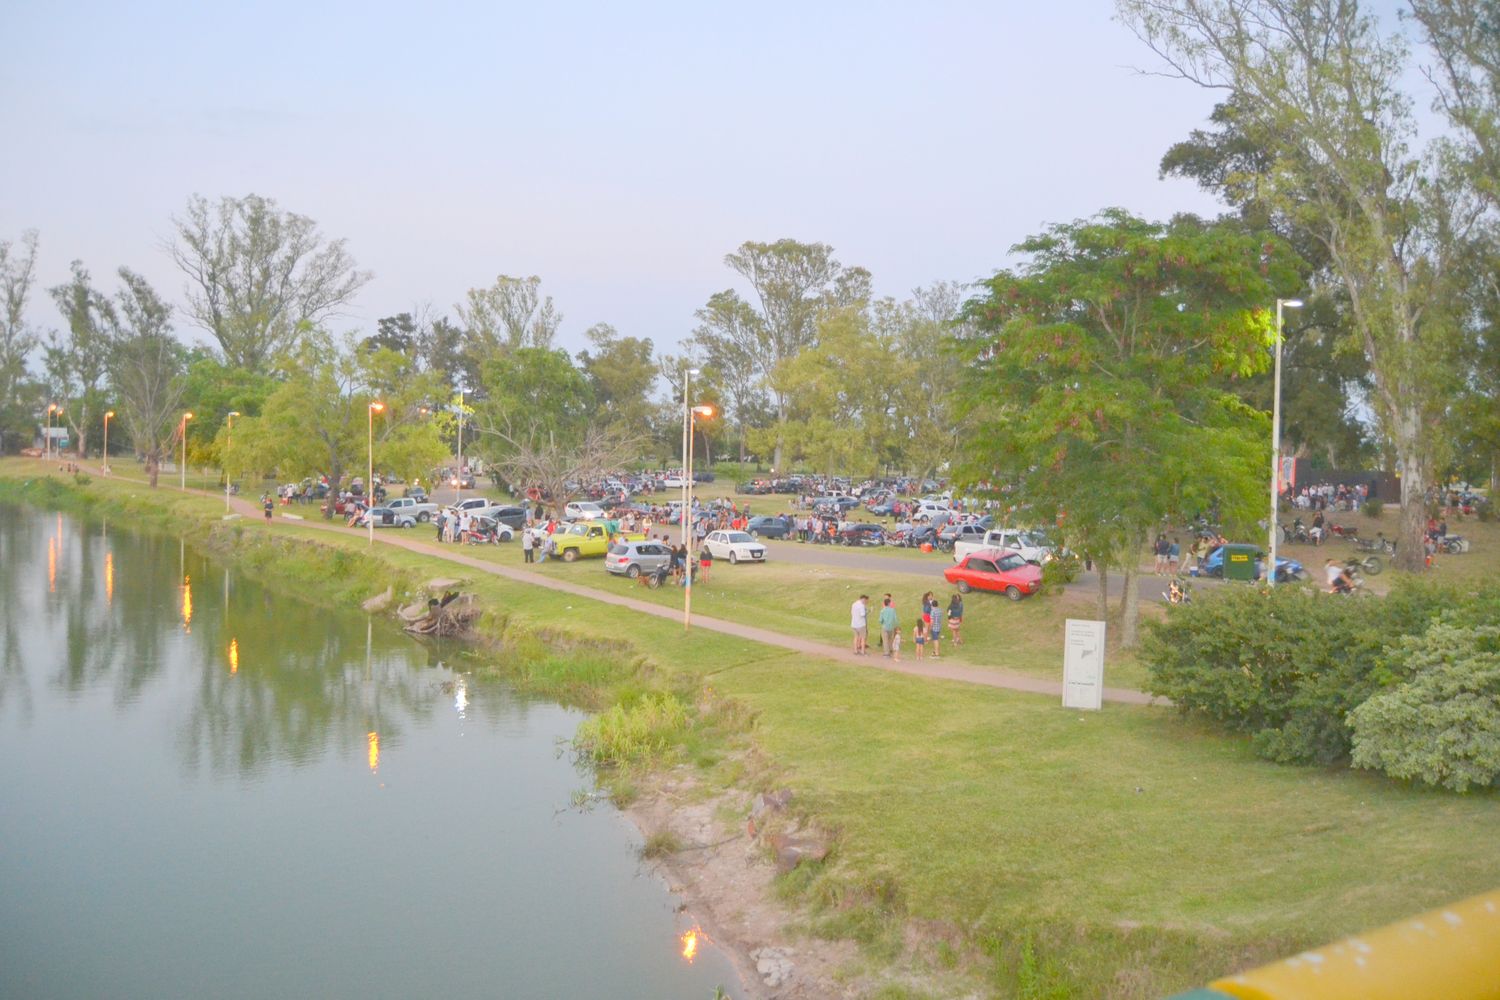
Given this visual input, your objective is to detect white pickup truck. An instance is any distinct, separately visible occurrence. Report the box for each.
[385,496,440,522]
[953,528,1056,564]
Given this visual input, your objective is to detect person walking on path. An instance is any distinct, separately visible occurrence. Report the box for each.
[850,594,869,655]
[262,494,273,523]
[521,523,535,563]
[946,593,964,647]
[878,596,900,661]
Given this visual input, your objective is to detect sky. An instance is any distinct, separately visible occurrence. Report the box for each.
[0,0,1359,358]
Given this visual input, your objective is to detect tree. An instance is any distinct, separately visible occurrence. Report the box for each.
[958,210,1296,647]
[455,275,562,354]
[1408,0,1500,208]
[47,261,116,460]
[1117,0,1488,570]
[891,282,973,484]
[167,194,372,373]
[485,424,642,516]
[176,355,277,472]
[108,269,186,487]
[0,229,40,453]
[577,323,657,433]
[693,240,871,471]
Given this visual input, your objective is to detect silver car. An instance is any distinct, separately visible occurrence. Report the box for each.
[604,540,674,578]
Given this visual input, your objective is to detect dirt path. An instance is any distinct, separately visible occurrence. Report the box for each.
[218,491,1155,706]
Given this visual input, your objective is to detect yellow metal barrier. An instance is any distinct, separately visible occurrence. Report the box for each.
[1195,888,1500,1000]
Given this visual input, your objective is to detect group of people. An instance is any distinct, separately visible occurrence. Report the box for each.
[1286,482,1368,512]
[849,591,965,662]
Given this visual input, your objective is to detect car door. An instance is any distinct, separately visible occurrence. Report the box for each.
[963,556,1001,592]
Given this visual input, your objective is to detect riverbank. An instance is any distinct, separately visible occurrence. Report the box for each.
[6,462,1499,1000]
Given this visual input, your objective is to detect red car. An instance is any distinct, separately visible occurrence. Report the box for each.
[943,549,1044,600]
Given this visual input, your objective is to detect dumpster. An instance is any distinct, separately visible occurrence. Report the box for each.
[1222,543,1259,581]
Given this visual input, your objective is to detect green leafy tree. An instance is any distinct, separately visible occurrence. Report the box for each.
[167,193,372,373]
[693,240,871,472]
[455,275,561,353]
[958,210,1297,647]
[0,229,40,453]
[108,269,187,487]
[577,323,657,433]
[1118,0,1488,570]
[46,261,115,460]
[177,355,277,471]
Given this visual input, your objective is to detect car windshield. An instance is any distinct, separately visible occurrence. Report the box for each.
[568,524,589,536]
[997,554,1027,570]
[1021,531,1051,547]
[723,532,753,543]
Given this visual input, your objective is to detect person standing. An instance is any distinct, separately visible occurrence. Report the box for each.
[878,596,899,660]
[522,523,535,563]
[946,593,964,647]
[262,494,273,524]
[913,617,928,660]
[850,594,869,655]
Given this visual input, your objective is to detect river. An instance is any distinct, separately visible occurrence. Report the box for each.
[0,505,743,999]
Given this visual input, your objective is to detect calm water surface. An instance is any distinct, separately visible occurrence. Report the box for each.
[0,506,741,999]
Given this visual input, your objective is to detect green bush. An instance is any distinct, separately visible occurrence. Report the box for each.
[1141,581,1459,764]
[1364,498,1384,519]
[1040,555,1080,593]
[1350,620,1500,792]
[575,692,690,767]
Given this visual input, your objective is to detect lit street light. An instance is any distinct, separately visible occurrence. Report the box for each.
[102,410,114,474]
[179,412,193,490]
[225,411,240,512]
[368,402,385,546]
[1269,298,1303,587]
[683,401,715,632]
[45,403,61,461]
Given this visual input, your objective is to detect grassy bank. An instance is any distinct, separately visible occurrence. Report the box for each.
[4,459,1498,999]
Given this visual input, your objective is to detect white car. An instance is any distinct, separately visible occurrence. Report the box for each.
[912,502,954,523]
[703,530,767,565]
[660,474,689,489]
[449,497,492,515]
[564,501,606,520]
[359,507,416,529]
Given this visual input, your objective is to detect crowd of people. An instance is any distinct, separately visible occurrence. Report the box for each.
[850,591,966,663]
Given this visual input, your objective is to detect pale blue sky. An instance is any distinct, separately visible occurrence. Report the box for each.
[3,1,1320,355]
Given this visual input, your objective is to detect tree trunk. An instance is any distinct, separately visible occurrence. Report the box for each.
[325,463,342,519]
[1096,561,1109,621]
[1118,533,1143,649]
[772,395,787,473]
[146,450,160,488]
[1393,407,1427,572]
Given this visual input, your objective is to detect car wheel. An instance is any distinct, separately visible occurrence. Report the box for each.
[750,529,759,539]
[729,551,739,565]
[1006,585,1022,601]
[626,564,641,579]
[956,580,971,594]
[417,511,430,522]
[563,548,579,563]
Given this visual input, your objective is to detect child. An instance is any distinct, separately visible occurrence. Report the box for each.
[946,593,963,647]
[913,618,928,660]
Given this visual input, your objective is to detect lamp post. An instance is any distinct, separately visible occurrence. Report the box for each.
[683,402,715,632]
[1268,298,1303,588]
[680,368,698,548]
[102,411,114,474]
[455,389,464,508]
[179,412,193,490]
[224,411,240,512]
[368,402,385,546]
[45,403,60,461]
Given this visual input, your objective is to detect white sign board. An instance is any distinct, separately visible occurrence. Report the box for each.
[1063,618,1106,711]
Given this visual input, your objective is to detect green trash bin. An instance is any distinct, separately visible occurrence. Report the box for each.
[1222,543,1259,581]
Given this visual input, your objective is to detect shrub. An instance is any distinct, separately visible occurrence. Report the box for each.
[1040,555,1079,593]
[1141,581,1458,764]
[574,692,690,767]
[1350,620,1500,792]
[1364,498,1384,519]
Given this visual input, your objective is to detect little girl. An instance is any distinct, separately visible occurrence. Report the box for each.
[913,618,928,660]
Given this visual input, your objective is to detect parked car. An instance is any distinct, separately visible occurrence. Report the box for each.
[466,515,515,543]
[386,496,440,522]
[552,522,646,562]
[661,474,689,489]
[564,501,607,521]
[937,523,990,551]
[472,504,528,530]
[836,523,886,546]
[953,528,1057,565]
[943,550,1043,600]
[359,507,416,529]
[604,540,674,578]
[449,497,493,515]
[745,515,791,539]
[702,530,767,564]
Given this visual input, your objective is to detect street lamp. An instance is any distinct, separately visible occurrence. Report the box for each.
[368,402,385,546]
[45,403,60,461]
[179,412,193,490]
[683,402,715,632]
[1269,298,1303,588]
[680,368,699,549]
[102,411,114,474]
[455,389,465,507]
[225,411,240,512]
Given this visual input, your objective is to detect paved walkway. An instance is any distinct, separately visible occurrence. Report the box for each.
[75,469,1153,708]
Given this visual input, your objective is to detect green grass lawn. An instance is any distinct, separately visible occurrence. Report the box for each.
[11,459,1499,998]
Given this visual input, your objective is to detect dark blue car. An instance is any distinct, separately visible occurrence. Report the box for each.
[746,515,791,540]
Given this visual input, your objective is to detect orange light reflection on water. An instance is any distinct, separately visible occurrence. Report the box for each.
[680,928,701,963]
[105,552,114,604]
[48,536,56,593]
[181,575,193,633]
[367,731,380,773]
[228,638,238,674]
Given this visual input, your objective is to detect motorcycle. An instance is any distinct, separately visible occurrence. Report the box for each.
[1437,535,1470,555]
[1355,533,1397,556]
[1280,520,1310,544]
[1327,523,1358,540]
